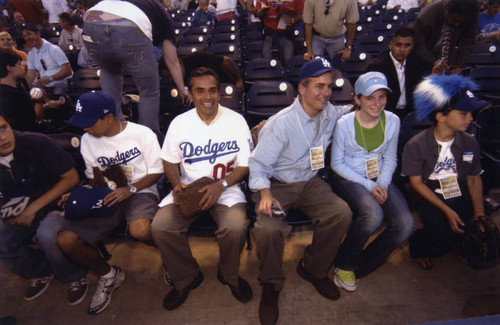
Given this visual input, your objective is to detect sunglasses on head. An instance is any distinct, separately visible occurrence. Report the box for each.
[325,0,331,15]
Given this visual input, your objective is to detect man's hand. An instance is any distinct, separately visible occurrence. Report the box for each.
[7,204,38,227]
[338,48,352,62]
[370,186,388,205]
[103,186,132,207]
[172,182,187,205]
[199,181,225,210]
[35,77,51,87]
[303,51,315,61]
[432,60,449,75]
[258,189,283,217]
[445,209,465,234]
[58,192,71,209]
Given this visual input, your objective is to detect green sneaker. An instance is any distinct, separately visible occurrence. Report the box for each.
[334,268,358,292]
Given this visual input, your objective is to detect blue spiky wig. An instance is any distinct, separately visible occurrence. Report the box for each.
[413,74,487,121]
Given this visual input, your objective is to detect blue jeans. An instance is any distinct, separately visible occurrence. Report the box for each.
[332,178,414,278]
[262,31,294,65]
[0,211,85,281]
[34,211,87,282]
[311,34,345,62]
[83,20,161,133]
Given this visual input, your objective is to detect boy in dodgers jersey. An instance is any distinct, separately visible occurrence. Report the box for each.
[152,67,253,310]
[59,91,164,314]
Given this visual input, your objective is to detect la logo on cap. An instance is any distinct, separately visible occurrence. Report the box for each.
[320,58,331,68]
[75,100,83,113]
[466,90,474,98]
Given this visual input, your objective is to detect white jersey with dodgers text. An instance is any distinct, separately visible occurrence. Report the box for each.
[81,122,164,197]
[159,105,253,207]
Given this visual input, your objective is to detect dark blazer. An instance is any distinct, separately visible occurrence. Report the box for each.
[367,51,423,120]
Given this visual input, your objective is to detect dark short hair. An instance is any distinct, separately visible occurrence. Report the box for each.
[393,26,414,39]
[447,0,479,15]
[58,12,75,26]
[0,50,22,78]
[188,67,220,92]
[0,107,11,125]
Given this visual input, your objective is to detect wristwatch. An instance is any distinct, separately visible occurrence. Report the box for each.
[128,184,137,193]
[221,179,228,188]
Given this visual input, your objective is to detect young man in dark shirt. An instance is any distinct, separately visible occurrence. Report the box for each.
[0,110,86,303]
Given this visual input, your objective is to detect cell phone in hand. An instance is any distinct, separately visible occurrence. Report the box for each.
[271,205,286,217]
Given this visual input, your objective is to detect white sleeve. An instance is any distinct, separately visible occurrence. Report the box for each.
[80,135,96,180]
[234,118,252,168]
[160,119,183,163]
[142,129,164,174]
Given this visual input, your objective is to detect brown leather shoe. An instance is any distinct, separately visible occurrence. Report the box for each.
[259,283,279,325]
[297,259,340,300]
[217,268,253,303]
[163,271,204,310]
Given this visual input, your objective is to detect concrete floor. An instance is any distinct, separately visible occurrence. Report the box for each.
[1,212,500,325]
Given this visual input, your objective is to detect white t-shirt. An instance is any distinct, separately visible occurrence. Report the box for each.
[429,139,457,191]
[81,122,164,196]
[0,153,13,168]
[58,27,84,50]
[88,0,153,41]
[159,105,253,207]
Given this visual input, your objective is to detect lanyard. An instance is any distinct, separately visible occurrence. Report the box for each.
[295,111,324,149]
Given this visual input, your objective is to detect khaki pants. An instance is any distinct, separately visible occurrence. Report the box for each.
[151,203,248,290]
[252,176,352,291]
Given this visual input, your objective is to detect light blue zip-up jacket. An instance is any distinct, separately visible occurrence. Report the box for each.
[330,110,400,192]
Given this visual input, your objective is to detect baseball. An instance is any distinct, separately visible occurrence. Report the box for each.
[30,87,43,100]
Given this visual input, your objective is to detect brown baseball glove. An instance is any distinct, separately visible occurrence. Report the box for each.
[176,177,216,218]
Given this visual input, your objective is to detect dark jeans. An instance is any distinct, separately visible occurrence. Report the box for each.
[409,181,472,259]
[332,177,414,278]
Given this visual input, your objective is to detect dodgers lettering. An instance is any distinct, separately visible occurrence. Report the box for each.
[180,139,240,164]
[97,147,142,167]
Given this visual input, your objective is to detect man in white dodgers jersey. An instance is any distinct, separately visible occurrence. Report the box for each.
[152,67,254,310]
[59,91,164,314]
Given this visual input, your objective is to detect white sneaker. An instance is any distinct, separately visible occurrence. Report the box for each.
[88,266,125,314]
[334,268,358,292]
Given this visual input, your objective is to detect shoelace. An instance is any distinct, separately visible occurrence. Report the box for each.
[69,280,85,292]
[30,276,50,287]
[338,270,356,282]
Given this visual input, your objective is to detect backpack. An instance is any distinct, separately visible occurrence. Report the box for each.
[456,215,500,269]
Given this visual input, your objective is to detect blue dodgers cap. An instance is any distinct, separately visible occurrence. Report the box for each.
[298,57,334,83]
[67,91,116,128]
[65,186,118,221]
[355,71,392,96]
[449,89,490,112]
[20,23,39,33]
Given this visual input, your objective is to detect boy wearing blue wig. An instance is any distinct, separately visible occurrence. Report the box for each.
[401,74,490,270]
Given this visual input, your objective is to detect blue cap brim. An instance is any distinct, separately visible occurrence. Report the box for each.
[66,113,100,129]
[451,96,490,112]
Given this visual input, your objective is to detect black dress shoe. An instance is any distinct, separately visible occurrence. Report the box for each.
[297,259,340,300]
[217,268,253,303]
[163,271,204,310]
[259,283,279,325]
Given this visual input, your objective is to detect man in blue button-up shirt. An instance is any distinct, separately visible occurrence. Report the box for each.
[248,58,352,325]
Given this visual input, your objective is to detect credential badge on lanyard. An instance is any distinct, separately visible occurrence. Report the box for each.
[439,176,462,199]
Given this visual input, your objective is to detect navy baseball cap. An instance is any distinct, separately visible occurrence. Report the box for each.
[355,71,392,96]
[298,57,335,83]
[67,91,116,128]
[65,186,118,221]
[449,89,490,112]
[20,23,39,33]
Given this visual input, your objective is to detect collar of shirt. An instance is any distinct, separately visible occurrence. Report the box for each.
[195,104,224,125]
[389,51,406,71]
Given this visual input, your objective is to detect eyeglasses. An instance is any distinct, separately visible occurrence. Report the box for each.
[325,0,331,15]
[0,124,9,135]
[40,59,47,70]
